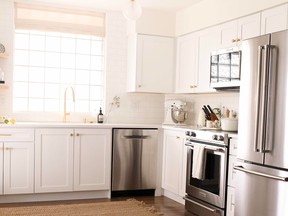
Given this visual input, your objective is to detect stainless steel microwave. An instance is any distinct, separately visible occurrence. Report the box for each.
[210,46,241,90]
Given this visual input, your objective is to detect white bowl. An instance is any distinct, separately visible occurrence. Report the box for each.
[221,118,238,131]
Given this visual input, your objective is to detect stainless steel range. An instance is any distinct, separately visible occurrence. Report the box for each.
[184,129,229,216]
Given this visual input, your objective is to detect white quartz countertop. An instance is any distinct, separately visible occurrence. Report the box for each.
[0,122,161,129]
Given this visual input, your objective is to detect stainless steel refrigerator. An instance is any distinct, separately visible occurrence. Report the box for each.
[235,30,288,216]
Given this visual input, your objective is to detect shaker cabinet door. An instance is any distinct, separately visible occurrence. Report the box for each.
[261,4,288,35]
[175,33,198,93]
[35,128,74,193]
[74,129,111,191]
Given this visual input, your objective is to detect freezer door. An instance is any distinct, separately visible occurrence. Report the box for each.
[234,162,288,216]
[238,34,270,164]
[264,30,288,169]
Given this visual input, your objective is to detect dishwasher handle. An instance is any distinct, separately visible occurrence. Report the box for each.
[121,135,151,140]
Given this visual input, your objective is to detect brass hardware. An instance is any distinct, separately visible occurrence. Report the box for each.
[138,85,142,88]
[190,85,194,88]
[236,38,241,42]
[232,39,236,43]
[70,133,74,136]
[76,133,80,136]
[176,136,180,139]
[0,134,12,136]
[194,85,198,88]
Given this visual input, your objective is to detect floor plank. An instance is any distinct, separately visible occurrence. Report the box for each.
[0,196,194,216]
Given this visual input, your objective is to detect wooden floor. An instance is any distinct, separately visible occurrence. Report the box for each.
[0,196,194,216]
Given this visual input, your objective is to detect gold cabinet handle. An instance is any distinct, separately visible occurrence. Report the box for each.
[236,38,241,42]
[70,133,74,136]
[76,133,80,136]
[138,85,142,88]
[176,136,180,139]
[232,38,236,43]
[193,85,198,88]
[190,85,194,88]
[0,134,12,136]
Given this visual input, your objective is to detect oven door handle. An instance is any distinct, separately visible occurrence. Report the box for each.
[183,196,218,213]
[185,143,225,153]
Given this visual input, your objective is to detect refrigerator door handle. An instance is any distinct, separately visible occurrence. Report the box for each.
[259,45,270,153]
[254,45,264,152]
[234,165,288,182]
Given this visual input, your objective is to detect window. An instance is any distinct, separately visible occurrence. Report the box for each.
[13,3,106,113]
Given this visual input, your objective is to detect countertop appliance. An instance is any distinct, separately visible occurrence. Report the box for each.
[210,46,241,90]
[235,30,288,216]
[111,128,158,197]
[163,100,188,125]
[184,129,230,216]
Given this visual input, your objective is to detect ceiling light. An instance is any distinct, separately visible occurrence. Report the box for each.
[123,0,142,21]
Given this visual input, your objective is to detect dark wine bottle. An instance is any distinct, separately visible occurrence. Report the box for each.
[97,107,104,123]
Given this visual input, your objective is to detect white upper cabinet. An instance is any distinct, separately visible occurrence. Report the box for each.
[218,13,261,48]
[238,13,261,41]
[218,20,238,48]
[195,27,220,93]
[261,4,288,35]
[127,34,175,93]
[175,33,198,93]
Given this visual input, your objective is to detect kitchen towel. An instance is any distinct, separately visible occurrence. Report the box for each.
[192,145,206,180]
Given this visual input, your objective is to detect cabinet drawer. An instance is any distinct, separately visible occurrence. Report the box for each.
[0,128,34,142]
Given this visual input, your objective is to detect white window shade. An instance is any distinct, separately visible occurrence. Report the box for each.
[14,3,106,37]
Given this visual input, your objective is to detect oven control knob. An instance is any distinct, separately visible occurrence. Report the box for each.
[191,132,196,137]
[218,135,224,141]
[212,135,218,140]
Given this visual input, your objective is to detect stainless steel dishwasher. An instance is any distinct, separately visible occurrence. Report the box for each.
[111,128,158,197]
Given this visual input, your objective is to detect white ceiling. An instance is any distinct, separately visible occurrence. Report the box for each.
[18,0,203,12]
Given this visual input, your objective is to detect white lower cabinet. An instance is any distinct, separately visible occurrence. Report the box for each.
[162,129,186,203]
[35,128,111,193]
[226,136,238,216]
[227,186,235,216]
[35,128,74,193]
[0,128,35,195]
[74,129,111,191]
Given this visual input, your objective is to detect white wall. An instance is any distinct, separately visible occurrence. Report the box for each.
[0,1,165,124]
[176,0,288,36]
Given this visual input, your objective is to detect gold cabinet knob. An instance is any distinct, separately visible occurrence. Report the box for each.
[190,85,194,88]
[138,85,142,88]
[232,38,236,43]
[176,136,180,139]
[236,38,241,42]
[76,133,80,136]
[70,133,74,136]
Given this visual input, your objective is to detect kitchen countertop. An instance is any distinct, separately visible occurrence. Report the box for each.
[0,122,162,129]
[0,122,238,136]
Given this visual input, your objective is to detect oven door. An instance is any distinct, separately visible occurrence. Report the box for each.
[186,142,228,208]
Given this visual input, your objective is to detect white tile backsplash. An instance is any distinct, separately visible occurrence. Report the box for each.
[165,92,239,125]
